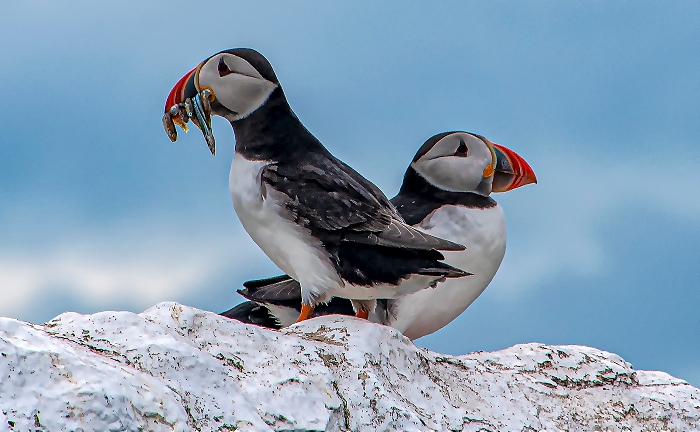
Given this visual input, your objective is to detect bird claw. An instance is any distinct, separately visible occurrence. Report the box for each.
[162,88,216,155]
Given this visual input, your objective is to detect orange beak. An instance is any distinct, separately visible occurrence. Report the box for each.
[491,143,537,192]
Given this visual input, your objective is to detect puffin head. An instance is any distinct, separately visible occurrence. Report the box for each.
[411,131,536,196]
[163,48,280,154]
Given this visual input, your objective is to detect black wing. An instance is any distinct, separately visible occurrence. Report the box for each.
[262,154,464,251]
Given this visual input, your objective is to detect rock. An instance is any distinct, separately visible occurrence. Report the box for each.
[0,302,697,431]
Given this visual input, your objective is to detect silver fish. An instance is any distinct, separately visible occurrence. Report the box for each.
[192,92,216,155]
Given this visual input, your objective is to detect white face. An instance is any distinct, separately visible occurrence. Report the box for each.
[412,133,496,195]
[197,53,278,121]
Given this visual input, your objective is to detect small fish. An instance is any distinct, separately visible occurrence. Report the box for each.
[162,112,177,142]
[193,93,216,155]
[168,105,188,133]
[162,90,216,154]
[183,99,195,123]
[200,88,214,128]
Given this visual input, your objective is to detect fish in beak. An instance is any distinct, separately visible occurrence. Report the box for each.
[491,143,537,192]
[162,64,217,155]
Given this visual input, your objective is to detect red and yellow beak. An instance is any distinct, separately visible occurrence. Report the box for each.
[491,143,537,192]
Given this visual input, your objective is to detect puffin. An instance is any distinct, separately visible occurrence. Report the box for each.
[163,48,470,322]
[222,132,536,339]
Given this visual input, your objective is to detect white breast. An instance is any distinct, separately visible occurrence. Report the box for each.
[228,154,342,304]
[386,204,507,340]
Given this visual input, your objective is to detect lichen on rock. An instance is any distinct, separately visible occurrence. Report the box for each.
[0,302,697,431]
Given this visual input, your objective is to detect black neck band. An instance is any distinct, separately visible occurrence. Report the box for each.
[392,168,497,225]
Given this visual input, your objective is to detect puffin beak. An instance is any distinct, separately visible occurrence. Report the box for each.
[162,63,217,155]
[491,143,537,192]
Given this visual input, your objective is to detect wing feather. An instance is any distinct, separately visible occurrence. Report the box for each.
[343,219,465,251]
[262,155,464,252]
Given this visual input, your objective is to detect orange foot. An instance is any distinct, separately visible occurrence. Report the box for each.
[355,309,369,320]
[296,304,315,323]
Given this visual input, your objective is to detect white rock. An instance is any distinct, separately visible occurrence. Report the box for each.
[0,302,697,431]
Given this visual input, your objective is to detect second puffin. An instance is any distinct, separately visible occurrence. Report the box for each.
[163,48,470,322]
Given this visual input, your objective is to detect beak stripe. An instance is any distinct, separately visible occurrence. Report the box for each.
[165,67,197,114]
[492,143,537,191]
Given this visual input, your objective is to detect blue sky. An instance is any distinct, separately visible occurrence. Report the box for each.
[1,2,699,386]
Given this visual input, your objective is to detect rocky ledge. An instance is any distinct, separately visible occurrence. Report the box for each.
[0,302,697,431]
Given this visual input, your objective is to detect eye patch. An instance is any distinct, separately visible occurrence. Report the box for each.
[218,56,233,77]
[454,139,468,157]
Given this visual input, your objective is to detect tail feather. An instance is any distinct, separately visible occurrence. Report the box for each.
[242,274,293,290]
[239,275,302,306]
[220,301,282,329]
[417,262,472,279]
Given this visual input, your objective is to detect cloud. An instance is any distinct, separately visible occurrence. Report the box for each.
[0,246,214,312]
[0,203,271,321]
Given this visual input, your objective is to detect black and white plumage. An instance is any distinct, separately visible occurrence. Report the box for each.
[226,132,537,338]
[165,49,469,321]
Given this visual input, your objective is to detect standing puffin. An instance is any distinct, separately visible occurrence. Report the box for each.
[163,48,470,322]
[222,132,536,339]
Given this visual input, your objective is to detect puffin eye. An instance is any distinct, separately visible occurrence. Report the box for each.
[218,56,233,77]
[455,139,468,156]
